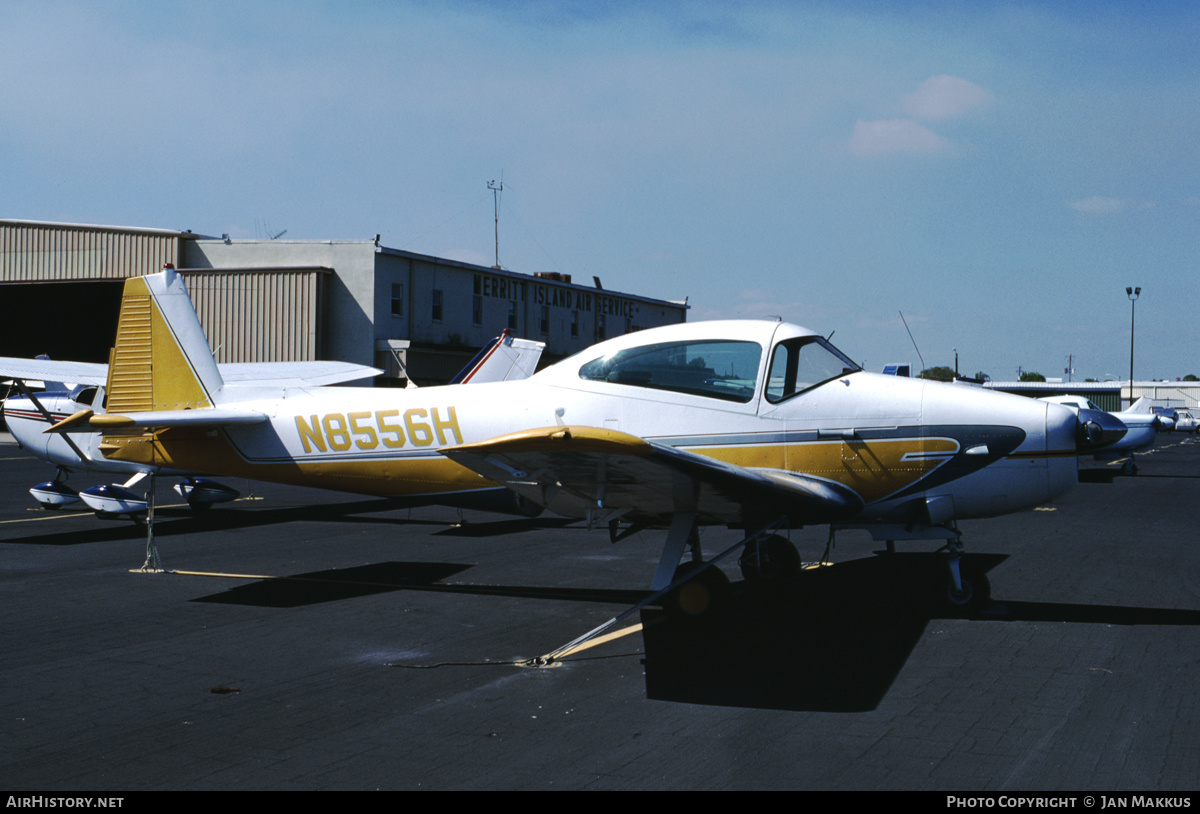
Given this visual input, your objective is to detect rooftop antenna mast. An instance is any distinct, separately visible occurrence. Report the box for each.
[488,177,504,269]
[898,311,926,375]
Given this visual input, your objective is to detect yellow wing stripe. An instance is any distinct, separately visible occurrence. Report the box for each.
[449,425,654,456]
[691,438,959,504]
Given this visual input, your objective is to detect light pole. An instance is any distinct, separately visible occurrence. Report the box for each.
[1127,287,1141,408]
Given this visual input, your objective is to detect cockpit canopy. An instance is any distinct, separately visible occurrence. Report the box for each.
[572,322,860,404]
[764,336,860,403]
[579,339,761,403]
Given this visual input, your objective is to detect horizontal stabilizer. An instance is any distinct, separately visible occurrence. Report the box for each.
[1,357,381,390]
[86,408,269,430]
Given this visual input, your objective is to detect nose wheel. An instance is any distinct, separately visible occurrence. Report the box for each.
[943,539,990,610]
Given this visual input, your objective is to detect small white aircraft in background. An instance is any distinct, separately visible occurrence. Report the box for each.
[3,267,1127,608]
[1039,395,1160,475]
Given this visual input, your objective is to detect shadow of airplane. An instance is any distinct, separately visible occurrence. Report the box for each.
[640,552,1200,712]
[0,496,574,547]
[190,559,651,609]
[185,550,1200,713]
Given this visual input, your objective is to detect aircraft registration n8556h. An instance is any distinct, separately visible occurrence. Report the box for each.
[7,267,1127,607]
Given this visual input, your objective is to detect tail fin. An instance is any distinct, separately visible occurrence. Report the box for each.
[105,266,224,413]
[449,330,546,384]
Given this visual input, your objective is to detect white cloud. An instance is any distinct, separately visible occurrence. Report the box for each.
[902,75,991,120]
[848,119,953,157]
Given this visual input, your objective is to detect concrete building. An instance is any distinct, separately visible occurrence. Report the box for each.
[984,380,1200,411]
[0,219,688,385]
[984,380,1124,412]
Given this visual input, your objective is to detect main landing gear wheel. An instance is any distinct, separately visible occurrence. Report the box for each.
[739,534,801,584]
[668,562,730,617]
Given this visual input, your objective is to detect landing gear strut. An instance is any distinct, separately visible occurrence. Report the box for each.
[940,536,989,610]
[829,521,991,611]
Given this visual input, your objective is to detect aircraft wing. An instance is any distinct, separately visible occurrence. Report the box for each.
[218,361,383,387]
[441,425,864,526]
[1,357,381,389]
[0,357,107,386]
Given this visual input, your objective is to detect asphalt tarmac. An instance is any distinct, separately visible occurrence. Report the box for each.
[2,434,1200,791]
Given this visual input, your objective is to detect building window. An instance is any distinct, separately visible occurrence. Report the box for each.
[597,313,607,340]
[473,294,483,326]
[508,301,517,330]
[432,289,443,322]
[539,305,550,336]
[391,283,404,318]
[571,311,579,338]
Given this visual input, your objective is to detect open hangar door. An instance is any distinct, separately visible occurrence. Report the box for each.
[0,280,124,364]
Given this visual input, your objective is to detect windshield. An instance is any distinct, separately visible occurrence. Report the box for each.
[764,336,860,403]
[579,339,762,403]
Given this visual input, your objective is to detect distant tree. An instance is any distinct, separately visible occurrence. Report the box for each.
[973,371,991,382]
[1019,371,1046,382]
[1184,374,1199,382]
[920,366,956,382]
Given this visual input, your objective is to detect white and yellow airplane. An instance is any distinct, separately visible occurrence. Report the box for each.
[3,266,1127,605]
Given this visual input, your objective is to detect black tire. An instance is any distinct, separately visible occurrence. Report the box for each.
[739,534,802,583]
[946,571,991,610]
[667,562,730,617]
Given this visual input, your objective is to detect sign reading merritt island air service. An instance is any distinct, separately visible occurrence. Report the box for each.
[476,272,639,319]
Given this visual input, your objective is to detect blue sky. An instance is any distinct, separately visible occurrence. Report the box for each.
[3,1,1198,381]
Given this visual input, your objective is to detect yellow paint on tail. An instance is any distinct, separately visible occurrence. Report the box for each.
[105,276,212,413]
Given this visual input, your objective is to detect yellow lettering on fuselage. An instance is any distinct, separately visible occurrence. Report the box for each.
[296,415,327,453]
[295,408,463,454]
[431,407,463,445]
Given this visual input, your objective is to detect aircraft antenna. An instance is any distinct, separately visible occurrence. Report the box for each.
[899,311,926,374]
[488,177,504,269]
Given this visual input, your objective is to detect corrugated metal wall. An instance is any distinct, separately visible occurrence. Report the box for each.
[0,220,181,281]
[180,269,328,363]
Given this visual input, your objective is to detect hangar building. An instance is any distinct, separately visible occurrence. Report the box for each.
[0,219,688,386]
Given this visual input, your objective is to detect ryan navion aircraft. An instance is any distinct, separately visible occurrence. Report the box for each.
[2,266,1128,608]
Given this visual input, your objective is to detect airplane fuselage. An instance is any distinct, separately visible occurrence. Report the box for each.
[77,363,1080,526]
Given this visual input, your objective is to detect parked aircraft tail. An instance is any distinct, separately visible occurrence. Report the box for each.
[449,329,545,384]
[104,266,224,413]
